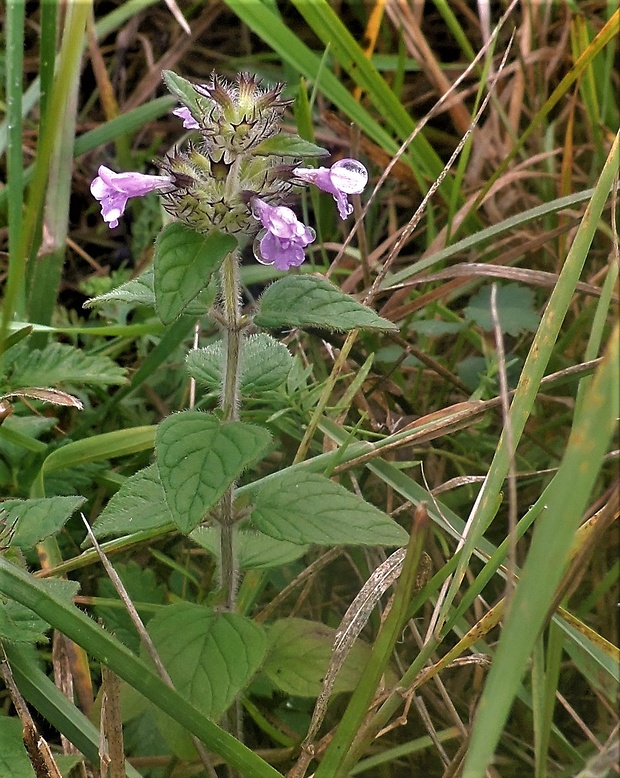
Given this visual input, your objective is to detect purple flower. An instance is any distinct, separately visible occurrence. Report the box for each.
[172,105,200,130]
[251,198,315,271]
[293,158,368,219]
[90,165,173,228]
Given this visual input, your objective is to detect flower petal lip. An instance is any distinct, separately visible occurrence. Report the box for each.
[250,197,315,270]
[90,165,173,228]
[172,105,200,130]
[328,159,368,193]
[292,158,368,219]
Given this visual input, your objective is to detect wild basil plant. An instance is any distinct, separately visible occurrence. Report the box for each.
[61,70,411,770]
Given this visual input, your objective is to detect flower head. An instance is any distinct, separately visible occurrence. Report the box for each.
[251,197,315,271]
[90,165,173,228]
[293,158,368,219]
[187,72,291,161]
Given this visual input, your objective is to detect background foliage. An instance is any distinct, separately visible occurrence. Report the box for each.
[0,1,618,777]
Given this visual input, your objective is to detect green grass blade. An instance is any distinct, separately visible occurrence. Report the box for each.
[28,2,87,337]
[30,427,157,498]
[437,130,620,630]
[289,0,448,187]
[383,187,598,288]
[4,0,26,330]
[462,322,619,777]
[0,559,283,778]
[223,0,436,193]
[5,644,142,778]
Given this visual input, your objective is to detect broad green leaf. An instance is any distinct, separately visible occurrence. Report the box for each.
[191,526,308,569]
[0,718,35,777]
[252,133,328,158]
[92,464,172,539]
[4,495,86,549]
[186,333,293,394]
[85,269,217,316]
[95,562,167,652]
[8,342,127,387]
[0,579,79,643]
[262,618,377,697]
[162,69,206,123]
[84,270,156,308]
[156,411,271,533]
[145,603,266,756]
[0,559,280,778]
[465,283,540,336]
[0,599,51,644]
[254,275,397,332]
[154,224,237,324]
[250,471,408,546]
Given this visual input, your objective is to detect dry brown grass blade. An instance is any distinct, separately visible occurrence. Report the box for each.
[322,111,417,186]
[352,0,388,102]
[81,515,219,778]
[122,3,224,111]
[384,259,610,299]
[99,665,124,778]
[1,652,63,777]
[548,491,619,620]
[163,0,190,35]
[296,547,408,763]
[52,633,82,760]
[87,11,121,123]
[331,401,489,475]
[385,0,472,136]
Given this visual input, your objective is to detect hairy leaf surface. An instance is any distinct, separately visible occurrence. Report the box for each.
[156,411,271,533]
[154,224,236,324]
[250,471,408,546]
[254,275,397,331]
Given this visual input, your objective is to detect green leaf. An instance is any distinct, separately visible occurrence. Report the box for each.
[262,618,376,697]
[0,599,51,644]
[0,559,280,777]
[156,411,271,533]
[92,464,172,540]
[145,603,266,756]
[250,471,408,546]
[0,718,35,777]
[154,224,237,324]
[254,275,397,332]
[186,333,294,394]
[8,342,127,387]
[465,283,541,336]
[252,133,328,158]
[95,562,167,652]
[161,69,205,122]
[4,495,86,549]
[0,579,79,643]
[191,526,308,569]
[84,269,217,316]
[84,270,156,308]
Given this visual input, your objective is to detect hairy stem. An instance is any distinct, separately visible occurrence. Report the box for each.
[219,251,242,611]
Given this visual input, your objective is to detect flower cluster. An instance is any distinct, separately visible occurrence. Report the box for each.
[91,71,368,270]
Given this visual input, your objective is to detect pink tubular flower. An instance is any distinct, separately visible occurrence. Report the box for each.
[293,158,368,219]
[90,165,174,228]
[172,105,200,130]
[251,198,315,271]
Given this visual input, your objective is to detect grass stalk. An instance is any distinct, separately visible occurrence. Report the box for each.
[312,505,429,778]
[3,0,26,342]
